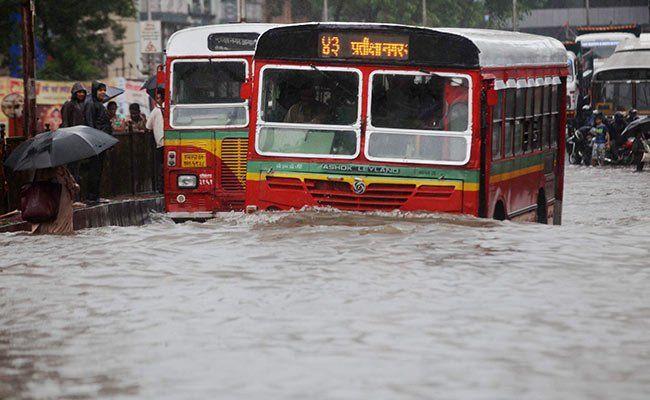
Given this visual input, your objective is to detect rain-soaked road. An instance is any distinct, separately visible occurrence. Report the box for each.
[1,165,649,399]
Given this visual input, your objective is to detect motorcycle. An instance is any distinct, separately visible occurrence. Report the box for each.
[566,126,592,166]
[620,117,650,171]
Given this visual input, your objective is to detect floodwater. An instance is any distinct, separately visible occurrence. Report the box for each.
[1,165,649,400]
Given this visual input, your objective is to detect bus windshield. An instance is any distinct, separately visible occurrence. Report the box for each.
[171,60,247,128]
[367,72,470,164]
[257,67,360,157]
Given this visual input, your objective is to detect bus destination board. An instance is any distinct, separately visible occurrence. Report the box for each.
[319,32,409,61]
[208,33,260,51]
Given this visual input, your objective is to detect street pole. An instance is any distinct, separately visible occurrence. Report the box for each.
[322,0,328,22]
[422,0,427,26]
[585,0,590,26]
[237,0,246,22]
[147,0,153,76]
[512,0,517,31]
[21,0,36,137]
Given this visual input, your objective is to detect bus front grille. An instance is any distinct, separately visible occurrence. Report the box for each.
[304,179,415,211]
[220,138,247,191]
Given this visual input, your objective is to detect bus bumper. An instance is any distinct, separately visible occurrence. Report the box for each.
[166,211,215,221]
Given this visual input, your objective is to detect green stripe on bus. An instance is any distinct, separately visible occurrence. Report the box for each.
[490,152,550,175]
[247,160,480,182]
[165,130,248,140]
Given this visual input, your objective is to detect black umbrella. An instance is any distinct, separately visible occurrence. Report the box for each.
[141,75,164,99]
[103,86,125,103]
[3,126,119,171]
[622,116,650,137]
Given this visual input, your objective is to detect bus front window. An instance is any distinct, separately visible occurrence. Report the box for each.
[257,67,360,158]
[367,72,471,164]
[171,60,247,128]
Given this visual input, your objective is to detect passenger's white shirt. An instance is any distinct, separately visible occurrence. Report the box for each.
[146,106,164,148]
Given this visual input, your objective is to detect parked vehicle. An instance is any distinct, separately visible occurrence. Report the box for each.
[566,126,592,166]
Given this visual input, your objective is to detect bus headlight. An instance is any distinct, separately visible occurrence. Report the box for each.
[177,174,198,189]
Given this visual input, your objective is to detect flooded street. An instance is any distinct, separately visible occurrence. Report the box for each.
[1,165,650,399]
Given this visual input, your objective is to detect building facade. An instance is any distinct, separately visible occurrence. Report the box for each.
[519,0,650,40]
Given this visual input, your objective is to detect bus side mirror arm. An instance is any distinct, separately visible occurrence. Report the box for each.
[240,80,253,101]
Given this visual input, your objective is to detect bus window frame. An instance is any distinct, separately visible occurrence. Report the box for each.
[492,90,504,160]
[254,63,363,160]
[365,69,473,166]
[169,57,250,130]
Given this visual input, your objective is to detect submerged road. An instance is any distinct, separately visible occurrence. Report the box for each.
[1,165,649,399]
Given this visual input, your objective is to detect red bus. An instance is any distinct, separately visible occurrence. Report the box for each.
[244,23,568,224]
[163,24,278,220]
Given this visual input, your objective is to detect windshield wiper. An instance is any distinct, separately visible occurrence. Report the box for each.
[310,64,357,101]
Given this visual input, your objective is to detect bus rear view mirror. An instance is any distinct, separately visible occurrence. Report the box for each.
[240,80,253,101]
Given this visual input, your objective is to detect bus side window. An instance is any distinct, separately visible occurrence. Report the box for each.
[551,84,560,147]
[524,87,533,153]
[505,88,515,157]
[515,88,525,155]
[492,91,503,160]
[542,85,551,148]
[533,86,543,150]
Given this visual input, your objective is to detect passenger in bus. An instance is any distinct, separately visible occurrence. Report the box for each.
[284,84,329,124]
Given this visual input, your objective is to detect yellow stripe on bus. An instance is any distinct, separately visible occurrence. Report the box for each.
[490,164,544,183]
[247,171,480,192]
[165,139,219,156]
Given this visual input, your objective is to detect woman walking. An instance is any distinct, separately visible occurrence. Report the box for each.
[31,166,79,235]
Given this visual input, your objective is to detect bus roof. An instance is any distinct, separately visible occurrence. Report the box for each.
[576,32,636,45]
[255,23,567,69]
[166,23,281,57]
[594,36,650,76]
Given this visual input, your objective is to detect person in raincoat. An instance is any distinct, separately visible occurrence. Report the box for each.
[83,81,112,202]
[61,82,88,127]
[30,166,79,234]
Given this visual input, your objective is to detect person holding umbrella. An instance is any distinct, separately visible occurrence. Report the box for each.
[4,126,118,234]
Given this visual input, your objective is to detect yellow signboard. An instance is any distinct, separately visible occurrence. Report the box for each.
[181,152,207,168]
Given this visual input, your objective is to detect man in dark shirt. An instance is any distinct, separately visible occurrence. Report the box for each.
[83,81,112,202]
[61,82,87,127]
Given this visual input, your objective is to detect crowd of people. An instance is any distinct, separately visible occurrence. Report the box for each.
[24,80,165,234]
[572,105,644,167]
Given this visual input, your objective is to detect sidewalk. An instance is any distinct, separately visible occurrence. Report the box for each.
[0,194,164,233]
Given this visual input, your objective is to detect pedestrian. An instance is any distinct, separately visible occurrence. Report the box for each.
[591,113,610,166]
[84,81,112,203]
[626,108,639,124]
[30,166,79,235]
[146,91,164,193]
[610,111,627,160]
[60,82,89,190]
[107,101,125,133]
[126,103,147,133]
[61,82,87,127]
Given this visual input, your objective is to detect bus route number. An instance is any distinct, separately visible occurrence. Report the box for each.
[320,35,340,57]
[182,152,207,168]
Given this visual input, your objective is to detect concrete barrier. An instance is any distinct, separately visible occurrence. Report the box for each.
[0,195,164,233]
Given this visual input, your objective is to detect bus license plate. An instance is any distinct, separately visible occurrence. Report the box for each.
[181,153,207,168]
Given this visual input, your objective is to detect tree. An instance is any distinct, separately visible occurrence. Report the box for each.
[0,0,135,80]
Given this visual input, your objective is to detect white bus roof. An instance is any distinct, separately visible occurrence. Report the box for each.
[576,32,636,45]
[166,23,281,57]
[256,23,567,69]
[595,36,650,75]
[436,27,567,68]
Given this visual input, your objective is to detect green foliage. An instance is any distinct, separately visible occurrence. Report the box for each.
[0,0,135,80]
